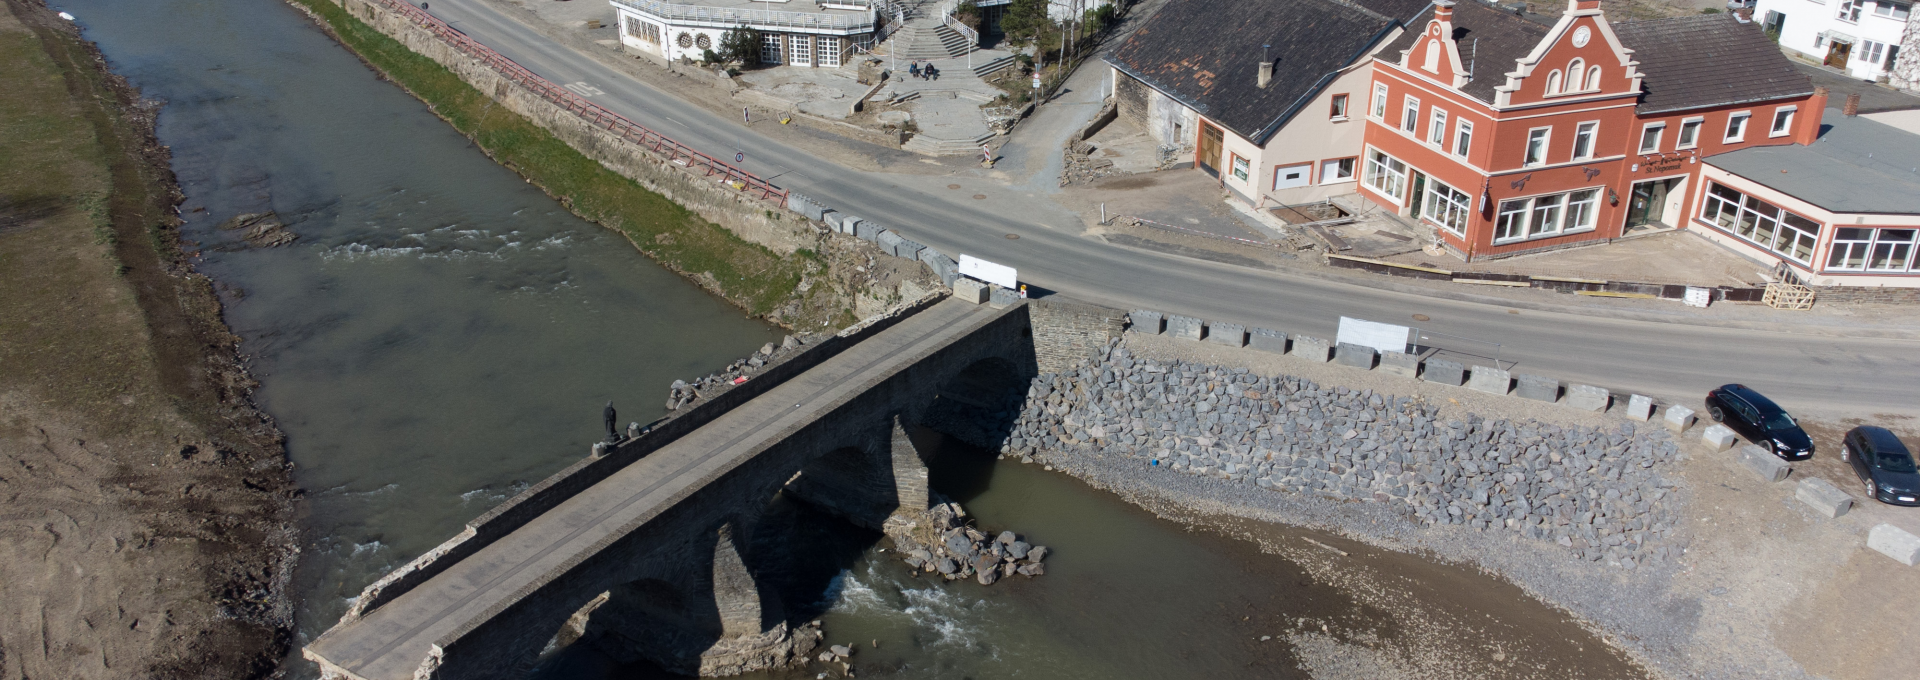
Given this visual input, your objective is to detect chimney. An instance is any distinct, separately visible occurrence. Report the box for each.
[1570,0,1601,11]
[1258,44,1273,88]
[1844,92,1861,117]
[1436,0,1455,22]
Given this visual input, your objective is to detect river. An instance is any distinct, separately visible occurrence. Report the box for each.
[63,0,1639,678]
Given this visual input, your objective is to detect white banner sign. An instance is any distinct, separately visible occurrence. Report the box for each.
[1336,317,1412,354]
[957,255,1017,289]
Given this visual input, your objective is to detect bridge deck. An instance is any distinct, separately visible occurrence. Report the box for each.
[306,298,1005,679]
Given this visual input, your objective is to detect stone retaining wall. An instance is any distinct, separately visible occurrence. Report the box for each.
[1028,298,1128,374]
[1005,339,1688,570]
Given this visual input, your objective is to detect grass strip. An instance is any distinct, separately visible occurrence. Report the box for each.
[287,0,804,315]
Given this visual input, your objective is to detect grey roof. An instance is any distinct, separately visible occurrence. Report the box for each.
[1378,0,1554,105]
[1708,109,1920,215]
[1612,14,1813,115]
[1103,0,1418,144]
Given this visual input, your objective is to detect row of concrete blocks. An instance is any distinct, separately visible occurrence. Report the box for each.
[1694,421,1920,566]
[1130,310,1638,415]
[791,193,961,287]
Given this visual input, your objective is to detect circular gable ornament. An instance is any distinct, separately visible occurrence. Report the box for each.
[677,33,694,48]
[1572,26,1592,48]
[696,34,712,50]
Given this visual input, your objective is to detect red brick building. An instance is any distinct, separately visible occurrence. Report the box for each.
[1358,0,1825,260]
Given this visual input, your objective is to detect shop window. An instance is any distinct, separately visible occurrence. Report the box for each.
[1700,181,1820,263]
[1492,189,1599,242]
[1364,149,1408,201]
[1422,179,1472,235]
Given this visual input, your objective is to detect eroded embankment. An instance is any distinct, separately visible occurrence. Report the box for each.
[283,0,925,330]
[0,1,297,677]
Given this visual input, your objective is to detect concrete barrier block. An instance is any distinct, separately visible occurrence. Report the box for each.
[1795,477,1853,518]
[1738,444,1791,482]
[988,285,1019,309]
[1130,310,1165,334]
[800,201,826,222]
[818,209,837,227]
[1701,423,1737,451]
[1869,523,1920,566]
[1290,335,1331,362]
[895,238,926,262]
[1664,405,1696,433]
[952,278,988,304]
[1626,394,1655,421]
[1335,343,1377,369]
[1207,322,1246,347]
[876,229,904,256]
[1513,373,1558,402]
[1248,328,1287,354]
[1166,315,1204,341]
[838,215,862,234]
[856,220,883,241]
[1423,359,1465,386]
[1566,384,1610,412]
[1467,366,1511,395]
[930,254,959,286]
[1378,351,1418,378]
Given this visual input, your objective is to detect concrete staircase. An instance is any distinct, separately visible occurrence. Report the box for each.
[889,20,975,60]
[903,129,995,155]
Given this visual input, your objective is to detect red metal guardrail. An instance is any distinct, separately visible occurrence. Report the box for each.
[372,0,789,204]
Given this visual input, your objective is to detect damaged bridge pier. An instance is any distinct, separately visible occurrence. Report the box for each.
[304,297,1046,679]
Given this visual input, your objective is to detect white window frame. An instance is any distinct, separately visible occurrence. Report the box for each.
[1827,228,1875,271]
[1699,181,1822,264]
[1639,122,1665,154]
[1873,1,1911,19]
[1859,39,1888,66]
[1545,70,1563,95]
[1586,65,1602,91]
[1429,108,1449,146]
[1676,117,1703,149]
[1320,157,1357,184]
[1422,178,1473,235]
[1725,111,1750,143]
[1567,58,1586,91]
[1838,0,1863,21]
[817,36,842,68]
[1453,119,1473,158]
[1231,153,1250,182]
[1402,95,1421,134]
[788,34,812,65]
[760,32,784,64]
[1571,121,1598,160]
[1330,93,1350,120]
[1770,106,1796,137]
[1524,127,1550,167]
[1827,227,1917,272]
[1364,148,1409,203]
[1370,83,1389,119]
[1491,187,1602,243]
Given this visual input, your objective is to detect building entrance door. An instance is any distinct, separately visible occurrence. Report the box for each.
[1824,39,1852,68]
[1197,123,1223,177]
[1625,178,1679,231]
[1407,171,1428,218]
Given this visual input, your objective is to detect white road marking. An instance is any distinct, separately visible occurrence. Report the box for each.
[563,81,605,96]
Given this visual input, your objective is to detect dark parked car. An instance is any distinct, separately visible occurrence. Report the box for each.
[1704,384,1813,460]
[1842,426,1920,506]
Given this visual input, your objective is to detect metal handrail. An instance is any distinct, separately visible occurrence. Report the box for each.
[939,0,980,47]
[613,0,877,32]
[371,0,787,203]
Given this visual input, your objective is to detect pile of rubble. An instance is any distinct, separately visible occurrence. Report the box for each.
[890,502,1048,585]
[664,334,810,410]
[1059,139,1125,187]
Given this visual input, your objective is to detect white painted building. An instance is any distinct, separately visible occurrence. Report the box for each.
[1753,0,1914,80]
[611,0,893,67]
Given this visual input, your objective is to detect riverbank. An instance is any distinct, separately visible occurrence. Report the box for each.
[284,0,916,330]
[0,1,296,678]
[1007,329,1918,679]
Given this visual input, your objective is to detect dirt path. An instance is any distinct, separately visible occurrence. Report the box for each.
[0,1,296,678]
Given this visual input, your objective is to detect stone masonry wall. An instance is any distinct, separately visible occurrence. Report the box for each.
[1815,284,1920,305]
[330,0,815,254]
[1027,297,1127,374]
[1004,340,1689,571]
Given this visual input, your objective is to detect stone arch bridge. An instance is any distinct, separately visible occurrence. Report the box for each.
[303,297,1121,679]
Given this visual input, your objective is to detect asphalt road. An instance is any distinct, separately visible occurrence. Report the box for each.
[415,0,1916,419]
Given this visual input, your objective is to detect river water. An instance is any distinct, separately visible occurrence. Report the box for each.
[64,1,1639,678]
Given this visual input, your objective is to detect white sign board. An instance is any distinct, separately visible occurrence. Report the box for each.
[1336,317,1411,354]
[958,255,1017,289]
[1683,286,1711,308]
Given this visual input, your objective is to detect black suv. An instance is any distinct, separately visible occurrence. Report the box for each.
[1704,384,1813,460]
[1842,426,1920,506]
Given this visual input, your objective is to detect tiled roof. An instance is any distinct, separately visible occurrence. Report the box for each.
[1103,0,1412,143]
[1612,14,1813,115]
[1377,0,1553,104]
[1709,109,1920,215]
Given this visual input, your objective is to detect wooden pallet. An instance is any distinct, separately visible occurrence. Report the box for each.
[1762,282,1816,310]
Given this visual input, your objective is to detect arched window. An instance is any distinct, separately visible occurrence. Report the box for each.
[1545,70,1562,95]
[1567,59,1585,90]
[1587,66,1603,91]
[1423,39,1441,73]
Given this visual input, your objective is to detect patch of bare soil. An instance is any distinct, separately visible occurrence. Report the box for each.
[0,2,296,678]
